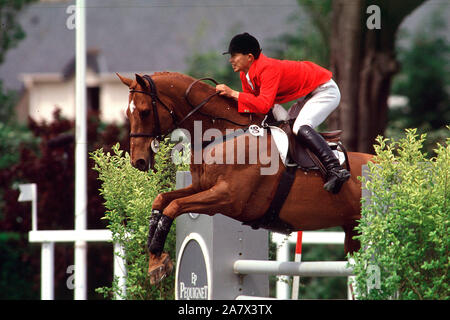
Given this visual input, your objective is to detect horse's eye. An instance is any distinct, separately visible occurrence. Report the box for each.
[140,109,150,118]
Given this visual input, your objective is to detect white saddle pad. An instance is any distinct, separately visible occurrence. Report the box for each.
[268,126,346,167]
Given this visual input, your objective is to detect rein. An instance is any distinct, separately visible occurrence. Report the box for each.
[184,78,253,127]
[129,75,253,144]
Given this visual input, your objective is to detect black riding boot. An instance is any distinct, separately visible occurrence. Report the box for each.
[296,125,351,194]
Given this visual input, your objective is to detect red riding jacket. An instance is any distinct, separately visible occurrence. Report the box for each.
[237,53,332,114]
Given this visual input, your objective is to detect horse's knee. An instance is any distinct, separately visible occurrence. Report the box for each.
[163,199,181,219]
[152,193,165,210]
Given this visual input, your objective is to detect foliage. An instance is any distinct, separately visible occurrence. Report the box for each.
[91,140,184,300]
[0,0,38,64]
[0,80,38,169]
[389,9,450,153]
[268,0,331,67]
[185,23,243,91]
[185,50,241,91]
[0,233,39,299]
[352,128,449,300]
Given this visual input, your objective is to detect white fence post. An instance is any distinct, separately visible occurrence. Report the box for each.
[114,242,127,300]
[74,0,88,301]
[272,233,290,299]
[291,231,302,299]
[41,242,54,300]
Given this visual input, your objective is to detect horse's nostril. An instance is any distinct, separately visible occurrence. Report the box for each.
[135,159,147,171]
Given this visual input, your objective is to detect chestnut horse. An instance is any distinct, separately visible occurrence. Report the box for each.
[117,72,373,284]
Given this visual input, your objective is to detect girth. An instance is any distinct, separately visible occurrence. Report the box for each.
[242,166,296,234]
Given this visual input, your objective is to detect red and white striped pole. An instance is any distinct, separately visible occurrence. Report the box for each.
[291,231,303,299]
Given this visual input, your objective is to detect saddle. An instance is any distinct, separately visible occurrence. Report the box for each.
[242,100,350,234]
[268,101,350,177]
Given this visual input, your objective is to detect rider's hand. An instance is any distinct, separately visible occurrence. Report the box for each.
[216,84,239,100]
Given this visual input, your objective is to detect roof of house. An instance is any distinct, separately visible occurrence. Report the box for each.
[0,0,303,91]
[0,0,448,92]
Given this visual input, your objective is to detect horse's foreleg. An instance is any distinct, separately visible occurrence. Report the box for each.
[149,181,231,254]
[152,184,197,211]
[148,185,197,249]
[147,181,233,284]
[148,214,174,285]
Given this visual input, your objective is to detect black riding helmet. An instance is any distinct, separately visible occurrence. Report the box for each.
[223,32,262,59]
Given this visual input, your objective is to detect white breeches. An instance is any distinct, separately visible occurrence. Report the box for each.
[292,79,341,135]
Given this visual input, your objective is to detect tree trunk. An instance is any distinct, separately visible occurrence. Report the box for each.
[328,0,425,153]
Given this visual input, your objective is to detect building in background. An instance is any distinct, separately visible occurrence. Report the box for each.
[2,0,300,124]
[1,0,446,124]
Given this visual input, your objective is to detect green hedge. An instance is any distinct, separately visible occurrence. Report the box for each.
[91,141,187,300]
[352,128,449,300]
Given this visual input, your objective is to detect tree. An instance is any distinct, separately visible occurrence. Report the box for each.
[0,0,37,64]
[269,0,332,68]
[0,0,39,168]
[389,10,450,152]
[328,0,426,153]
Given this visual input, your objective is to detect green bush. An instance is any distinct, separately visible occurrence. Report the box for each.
[90,140,186,300]
[352,128,449,300]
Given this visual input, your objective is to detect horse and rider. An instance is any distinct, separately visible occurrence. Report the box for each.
[117,32,372,284]
[216,32,350,195]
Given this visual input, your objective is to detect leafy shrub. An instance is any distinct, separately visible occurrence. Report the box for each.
[91,140,186,300]
[352,128,449,300]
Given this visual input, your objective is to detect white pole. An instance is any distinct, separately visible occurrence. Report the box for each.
[347,257,356,300]
[291,231,302,299]
[114,243,127,300]
[31,184,37,231]
[234,260,354,277]
[74,0,87,300]
[18,183,38,231]
[41,242,54,300]
[274,236,290,299]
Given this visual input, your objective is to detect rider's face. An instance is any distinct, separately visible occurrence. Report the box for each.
[229,53,254,74]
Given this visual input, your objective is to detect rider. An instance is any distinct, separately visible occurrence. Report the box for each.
[216,32,350,194]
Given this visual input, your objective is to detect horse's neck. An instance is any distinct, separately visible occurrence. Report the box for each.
[159,74,263,135]
[181,104,263,139]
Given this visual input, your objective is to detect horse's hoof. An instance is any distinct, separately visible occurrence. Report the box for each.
[148,252,173,285]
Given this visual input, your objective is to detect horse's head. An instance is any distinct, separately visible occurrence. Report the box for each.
[117,73,176,171]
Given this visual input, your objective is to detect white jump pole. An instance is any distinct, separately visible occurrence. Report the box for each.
[291,231,302,299]
[234,260,353,277]
[74,0,87,300]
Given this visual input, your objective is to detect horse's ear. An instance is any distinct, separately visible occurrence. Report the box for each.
[135,74,148,89]
[116,73,133,87]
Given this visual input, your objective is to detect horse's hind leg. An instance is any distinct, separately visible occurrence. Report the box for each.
[342,223,361,255]
[147,181,233,284]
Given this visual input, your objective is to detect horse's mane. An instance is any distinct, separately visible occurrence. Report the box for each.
[145,71,260,128]
[152,71,218,93]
